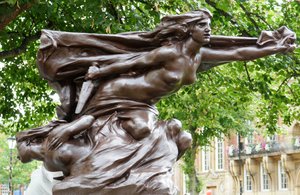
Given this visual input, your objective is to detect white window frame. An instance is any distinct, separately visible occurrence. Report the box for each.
[245,134,254,145]
[278,161,288,190]
[244,167,252,192]
[215,138,224,170]
[267,134,277,142]
[0,184,9,195]
[202,147,210,172]
[260,163,270,191]
[183,174,190,195]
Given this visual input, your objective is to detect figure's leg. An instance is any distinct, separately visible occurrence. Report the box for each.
[176,131,192,159]
[118,110,157,140]
[166,118,182,139]
[165,118,192,159]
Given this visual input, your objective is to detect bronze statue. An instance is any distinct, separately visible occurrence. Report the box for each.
[16,9,295,195]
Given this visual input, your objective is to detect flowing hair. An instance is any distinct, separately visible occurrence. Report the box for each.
[140,9,213,44]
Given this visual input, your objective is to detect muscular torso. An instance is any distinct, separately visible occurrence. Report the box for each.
[88,46,202,105]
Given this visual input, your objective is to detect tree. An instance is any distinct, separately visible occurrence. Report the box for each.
[0,0,299,194]
[158,1,300,193]
[158,1,299,193]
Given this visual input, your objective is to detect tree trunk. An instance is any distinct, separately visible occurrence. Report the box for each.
[183,128,202,195]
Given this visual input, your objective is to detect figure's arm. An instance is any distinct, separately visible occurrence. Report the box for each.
[199,26,296,72]
[199,42,295,71]
[48,115,95,150]
[86,46,177,80]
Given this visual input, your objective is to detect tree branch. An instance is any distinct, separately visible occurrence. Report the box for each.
[129,0,145,14]
[0,32,40,59]
[106,0,122,24]
[204,0,251,36]
[276,76,290,93]
[243,62,252,83]
[238,3,260,33]
[287,84,297,99]
[249,12,274,30]
[0,2,35,31]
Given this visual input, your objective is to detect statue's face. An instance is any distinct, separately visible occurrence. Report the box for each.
[17,143,43,163]
[17,147,32,163]
[190,18,211,44]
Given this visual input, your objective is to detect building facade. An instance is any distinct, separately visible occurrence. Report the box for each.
[196,136,234,195]
[174,121,300,195]
[230,121,300,195]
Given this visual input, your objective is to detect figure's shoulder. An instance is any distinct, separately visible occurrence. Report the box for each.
[155,45,180,59]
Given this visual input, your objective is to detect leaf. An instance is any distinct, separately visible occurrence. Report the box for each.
[4,0,17,5]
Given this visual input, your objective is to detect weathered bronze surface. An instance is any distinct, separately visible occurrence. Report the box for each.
[16,9,295,195]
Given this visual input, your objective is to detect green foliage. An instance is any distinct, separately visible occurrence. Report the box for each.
[4,0,17,5]
[181,141,204,194]
[0,0,299,193]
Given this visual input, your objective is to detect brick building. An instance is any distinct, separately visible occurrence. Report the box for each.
[174,121,300,195]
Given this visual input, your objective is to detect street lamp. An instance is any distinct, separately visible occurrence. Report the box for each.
[7,137,16,195]
[238,134,243,195]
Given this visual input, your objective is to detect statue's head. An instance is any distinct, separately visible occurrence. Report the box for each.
[141,9,212,44]
[17,140,44,163]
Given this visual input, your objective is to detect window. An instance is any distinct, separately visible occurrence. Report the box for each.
[268,134,277,142]
[202,147,210,172]
[183,174,190,195]
[261,163,270,191]
[215,138,224,170]
[244,168,252,192]
[0,184,9,195]
[245,134,254,145]
[278,161,288,190]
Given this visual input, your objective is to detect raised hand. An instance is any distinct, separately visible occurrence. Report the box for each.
[257,26,296,54]
[85,64,102,80]
[277,35,296,53]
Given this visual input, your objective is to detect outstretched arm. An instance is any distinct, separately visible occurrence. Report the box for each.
[200,44,292,69]
[199,27,296,72]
